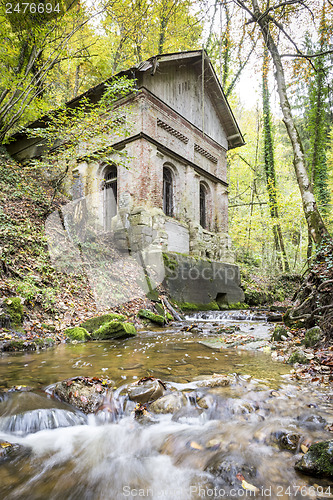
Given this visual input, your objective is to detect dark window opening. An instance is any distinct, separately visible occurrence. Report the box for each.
[104,165,117,230]
[163,167,174,217]
[200,183,207,229]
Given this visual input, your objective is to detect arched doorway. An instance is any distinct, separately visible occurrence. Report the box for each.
[163,166,174,217]
[103,165,117,231]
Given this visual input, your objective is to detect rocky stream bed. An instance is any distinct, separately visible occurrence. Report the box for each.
[0,311,332,499]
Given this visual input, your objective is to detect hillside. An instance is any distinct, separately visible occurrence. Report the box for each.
[0,147,151,340]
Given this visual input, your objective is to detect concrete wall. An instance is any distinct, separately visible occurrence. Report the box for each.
[163,252,244,306]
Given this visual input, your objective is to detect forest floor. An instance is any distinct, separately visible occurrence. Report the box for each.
[0,147,332,383]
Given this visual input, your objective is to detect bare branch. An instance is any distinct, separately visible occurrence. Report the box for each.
[281,49,333,59]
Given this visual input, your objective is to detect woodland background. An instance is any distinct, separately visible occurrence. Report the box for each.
[0,0,332,330]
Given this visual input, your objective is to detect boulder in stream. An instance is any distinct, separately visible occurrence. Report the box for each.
[195,374,232,388]
[93,321,136,339]
[64,327,90,342]
[81,313,126,333]
[52,376,113,413]
[150,392,187,414]
[295,440,333,479]
[127,377,166,404]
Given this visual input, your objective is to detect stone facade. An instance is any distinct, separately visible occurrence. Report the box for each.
[7,51,245,298]
[65,52,244,264]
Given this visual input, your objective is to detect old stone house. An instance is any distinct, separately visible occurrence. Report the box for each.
[7,50,246,306]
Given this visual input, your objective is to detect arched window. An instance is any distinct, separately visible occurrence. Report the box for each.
[200,182,208,229]
[163,166,174,217]
[103,165,117,230]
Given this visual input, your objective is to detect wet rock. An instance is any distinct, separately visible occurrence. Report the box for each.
[270,431,302,452]
[303,326,324,348]
[196,374,232,388]
[297,414,327,430]
[150,392,187,414]
[64,326,90,342]
[205,455,257,487]
[138,309,165,326]
[127,377,166,404]
[80,313,126,333]
[0,441,29,462]
[133,403,158,425]
[52,376,113,413]
[295,440,333,479]
[196,394,215,409]
[93,321,136,339]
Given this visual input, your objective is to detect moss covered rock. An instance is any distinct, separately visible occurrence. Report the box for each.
[81,313,126,333]
[138,309,165,325]
[271,325,288,342]
[295,440,333,479]
[93,321,136,339]
[287,350,309,365]
[3,297,23,325]
[64,327,90,342]
[303,326,323,347]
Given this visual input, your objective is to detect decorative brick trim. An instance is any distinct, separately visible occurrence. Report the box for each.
[194,144,218,164]
[157,118,189,144]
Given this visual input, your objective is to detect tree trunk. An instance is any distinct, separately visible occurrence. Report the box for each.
[262,47,290,271]
[251,0,330,245]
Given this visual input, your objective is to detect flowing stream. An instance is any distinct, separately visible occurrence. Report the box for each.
[0,312,332,500]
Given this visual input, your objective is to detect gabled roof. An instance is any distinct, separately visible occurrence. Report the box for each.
[7,50,244,159]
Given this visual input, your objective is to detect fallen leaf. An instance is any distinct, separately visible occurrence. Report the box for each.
[242,480,259,493]
[190,441,203,450]
[301,444,309,453]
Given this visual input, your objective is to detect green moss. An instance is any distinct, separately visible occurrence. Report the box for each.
[93,321,136,339]
[303,326,323,347]
[271,325,288,342]
[287,351,309,365]
[3,340,36,351]
[81,313,126,333]
[64,326,90,342]
[283,308,305,329]
[162,253,178,271]
[227,303,249,310]
[138,309,165,325]
[154,303,174,321]
[295,440,333,479]
[4,297,23,325]
[177,301,219,311]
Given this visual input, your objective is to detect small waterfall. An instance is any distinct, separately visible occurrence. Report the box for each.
[0,408,87,435]
[185,310,268,322]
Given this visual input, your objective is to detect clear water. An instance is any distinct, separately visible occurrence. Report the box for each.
[0,314,332,499]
